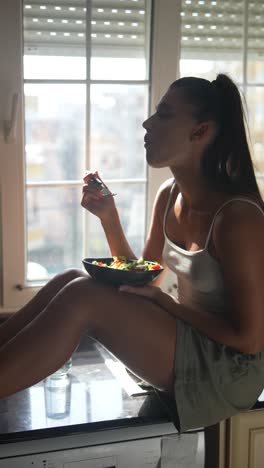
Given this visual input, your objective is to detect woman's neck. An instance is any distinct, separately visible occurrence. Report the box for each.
[170,169,228,213]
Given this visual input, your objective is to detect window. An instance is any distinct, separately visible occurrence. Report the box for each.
[180,0,264,196]
[0,1,179,311]
[23,0,151,280]
[3,0,261,312]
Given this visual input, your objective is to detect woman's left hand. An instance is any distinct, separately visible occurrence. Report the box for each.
[119,284,180,319]
[119,284,164,305]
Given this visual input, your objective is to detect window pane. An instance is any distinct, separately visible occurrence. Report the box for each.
[24,84,86,182]
[90,84,148,179]
[246,87,264,173]
[180,0,243,81]
[180,59,242,82]
[90,0,150,80]
[27,186,83,280]
[91,57,147,80]
[23,0,151,81]
[27,182,147,279]
[85,182,146,258]
[24,56,86,80]
[23,0,87,79]
[247,2,264,83]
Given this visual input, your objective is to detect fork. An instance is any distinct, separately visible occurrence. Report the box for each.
[89,175,117,197]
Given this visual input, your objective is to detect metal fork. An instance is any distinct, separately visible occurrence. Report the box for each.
[89,175,117,197]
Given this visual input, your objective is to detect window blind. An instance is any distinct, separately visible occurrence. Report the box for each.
[23,0,149,58]
[180,0,264,59]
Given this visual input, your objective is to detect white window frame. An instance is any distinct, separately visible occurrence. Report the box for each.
[241,0,264,189]
[0,0,181,313]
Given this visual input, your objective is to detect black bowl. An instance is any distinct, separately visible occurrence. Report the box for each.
[82,257,163,287]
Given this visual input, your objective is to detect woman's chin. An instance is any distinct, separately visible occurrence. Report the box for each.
[145,147,172,168]
[146,150,159,167]
[146,154,166,169]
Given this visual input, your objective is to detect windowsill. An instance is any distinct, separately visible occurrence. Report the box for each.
[0,335,173,441]
[0,310,17,320]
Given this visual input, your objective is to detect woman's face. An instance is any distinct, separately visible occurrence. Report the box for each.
[142,87,199,169]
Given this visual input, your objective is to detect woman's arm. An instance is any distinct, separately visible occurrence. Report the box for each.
[211,201,264,354]
[119,284,258,353]
[141,178,175,285]
[100,207,137,259]
[81,172,136,258]
[120,201,264,354]
[82,173,173,275]
[103,178,174,268]
[161,290,262,353]
[169,202,264,354]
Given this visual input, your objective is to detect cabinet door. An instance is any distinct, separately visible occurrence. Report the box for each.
[227,410,264,468]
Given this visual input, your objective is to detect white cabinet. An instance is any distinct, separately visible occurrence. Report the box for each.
[226,409,264,468]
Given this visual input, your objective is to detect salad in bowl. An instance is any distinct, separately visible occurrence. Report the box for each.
[82,256,163,286]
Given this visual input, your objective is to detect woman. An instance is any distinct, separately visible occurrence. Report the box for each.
[0,74,263,432]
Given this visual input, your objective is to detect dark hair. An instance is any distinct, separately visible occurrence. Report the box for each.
[170,74,262,200]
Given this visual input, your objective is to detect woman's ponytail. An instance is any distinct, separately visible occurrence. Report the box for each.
[171,74,262,200]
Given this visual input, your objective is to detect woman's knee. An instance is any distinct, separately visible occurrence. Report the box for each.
[59,276,100,307]
[60,276,116,327]
[55,268,87,285]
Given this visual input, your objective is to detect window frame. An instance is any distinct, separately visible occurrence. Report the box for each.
[0,0,181,313]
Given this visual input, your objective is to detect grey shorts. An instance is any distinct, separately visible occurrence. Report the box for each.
[164,319,264,433]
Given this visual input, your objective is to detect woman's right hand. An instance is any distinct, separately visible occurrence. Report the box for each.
[81,171,117,222]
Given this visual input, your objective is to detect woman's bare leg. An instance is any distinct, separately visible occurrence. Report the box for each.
[0,269,87,349]
[0,276,177,399]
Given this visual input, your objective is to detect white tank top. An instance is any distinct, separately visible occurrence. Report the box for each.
[162,180,263,317]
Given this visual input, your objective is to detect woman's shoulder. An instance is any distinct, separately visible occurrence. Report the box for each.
[157,177,179,199]
[154,178,178,210]
[215,195,264,222]
[152,178,179,220]
[212,195,264,249]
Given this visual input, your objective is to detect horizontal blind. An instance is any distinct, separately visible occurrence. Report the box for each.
[248,1,264,57]
[181,0,264,59]
[23,0,148,58]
